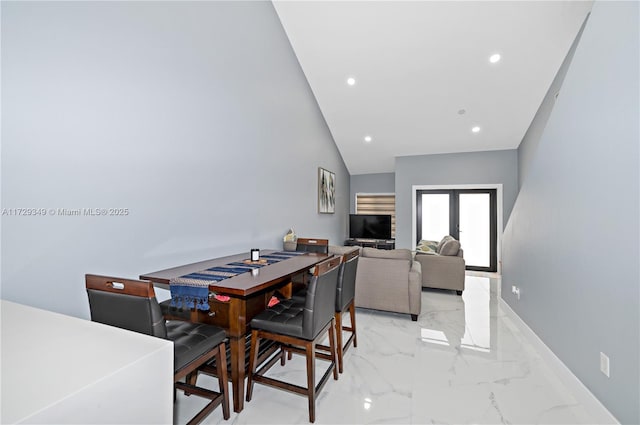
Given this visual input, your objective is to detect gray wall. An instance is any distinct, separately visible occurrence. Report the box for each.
[349,172,395,213]
[1,1,349,319]
[518,12,589,189]
[394,150,518,249]
[502,2,639,423]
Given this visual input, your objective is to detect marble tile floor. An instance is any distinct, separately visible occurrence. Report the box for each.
[175,275,598,424]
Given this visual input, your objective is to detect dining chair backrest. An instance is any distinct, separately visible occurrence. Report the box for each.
[335,249,359,312]
[86,275,167,339]
[302,255,342,339]
[85,274,231,423]
[296,238,329,254]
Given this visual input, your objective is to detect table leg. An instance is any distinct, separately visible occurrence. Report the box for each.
[229,335,245,413]
[278,281,293,299]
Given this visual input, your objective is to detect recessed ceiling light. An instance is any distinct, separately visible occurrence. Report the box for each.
[489,53,501,63]
[347,77,356,86]
[472,126,481,133]
[364,135,372,143]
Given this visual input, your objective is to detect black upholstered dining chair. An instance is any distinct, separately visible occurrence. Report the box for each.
[245,256,342,423]
[291,248,360,373]
[85,274,230,425]
[292,237,330,291]
[332,248,359,373]
[295,237,329,254]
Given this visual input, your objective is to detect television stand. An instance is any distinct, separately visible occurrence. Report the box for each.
[345,238,395,250]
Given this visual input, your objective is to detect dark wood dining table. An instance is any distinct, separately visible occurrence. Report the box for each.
[140,250,328,413]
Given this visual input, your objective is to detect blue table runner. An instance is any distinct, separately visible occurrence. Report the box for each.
[169,251,306,311]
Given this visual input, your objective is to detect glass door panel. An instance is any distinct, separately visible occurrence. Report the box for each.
[419,193,450,241]
[416,188,497,272]
[459,193,490,268]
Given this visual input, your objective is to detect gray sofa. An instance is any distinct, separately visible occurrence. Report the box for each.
[351,247,422,321]
[414,235,465,295]
[288,244,422,321]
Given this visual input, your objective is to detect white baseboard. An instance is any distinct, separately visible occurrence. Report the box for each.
[499,297,619,424]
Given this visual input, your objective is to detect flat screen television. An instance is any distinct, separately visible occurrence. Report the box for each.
[349,214,392,240]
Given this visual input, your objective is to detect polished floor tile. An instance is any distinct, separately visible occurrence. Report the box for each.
[175,275,598,424]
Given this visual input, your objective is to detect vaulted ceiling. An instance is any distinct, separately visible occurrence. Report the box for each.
[273,1,593,175]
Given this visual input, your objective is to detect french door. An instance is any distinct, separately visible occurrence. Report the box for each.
[416,189,497,272]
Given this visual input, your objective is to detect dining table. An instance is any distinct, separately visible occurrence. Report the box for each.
[140,249,329,413]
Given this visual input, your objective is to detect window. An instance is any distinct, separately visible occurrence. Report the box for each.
[355,193,396,238]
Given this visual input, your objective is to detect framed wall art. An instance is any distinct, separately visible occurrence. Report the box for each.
[318,167,335,214]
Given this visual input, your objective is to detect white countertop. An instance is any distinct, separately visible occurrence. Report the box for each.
[1,300,173,424]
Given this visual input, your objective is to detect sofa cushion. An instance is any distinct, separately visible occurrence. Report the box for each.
[416,240,438,254]
[439,239,461,256]
[436,235,454,253]
[362,247,412,261]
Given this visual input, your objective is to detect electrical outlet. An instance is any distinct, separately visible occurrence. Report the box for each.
[511,285,521,300]
[600,352,610,377]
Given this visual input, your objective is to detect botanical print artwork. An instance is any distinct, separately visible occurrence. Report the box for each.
[318,168,335,214]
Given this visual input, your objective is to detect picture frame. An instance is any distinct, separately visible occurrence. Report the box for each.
[318,167,335,214]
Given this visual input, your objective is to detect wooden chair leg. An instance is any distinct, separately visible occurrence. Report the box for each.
[306,340,316,423]
[328,318,338,381]
[186,372,198,387]
[216,342,230,420]
[245,321,337,423]
[350,302,358,348]
[246,330,260,402]
[184,372,197,397]
[335,311,344,373]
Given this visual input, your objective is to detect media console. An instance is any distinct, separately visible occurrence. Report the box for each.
[345,238,395,250]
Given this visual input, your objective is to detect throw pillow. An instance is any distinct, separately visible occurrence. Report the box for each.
[416,239,438,254]
[439,239,461,256]
[437,235,454,253]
